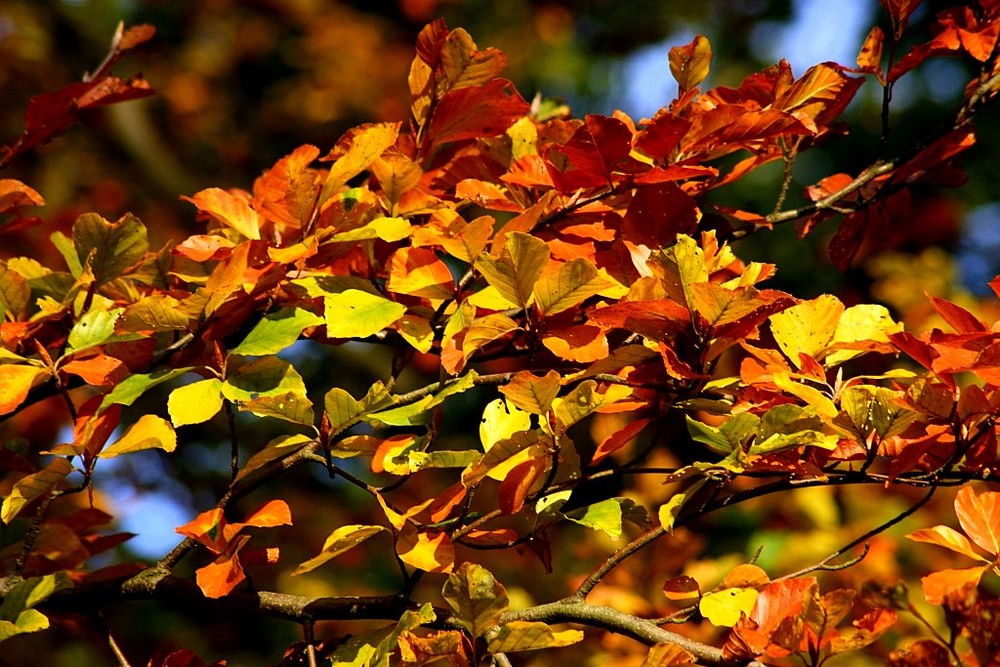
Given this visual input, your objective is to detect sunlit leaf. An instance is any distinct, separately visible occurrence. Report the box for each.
[769,294,843,368]
[954,486,1000,557]
[232,308,323,356]
[669,35,712,91]
[0,364,51,416]
[99,415,177,458]
[182,188,261,240]
[699,588,759,627]
[475,232,550,309]
[906,525,990,563]
[168,378,224,427]
[641,643,697,666]
[488,621,583,653]
[100,367,193,411]
[534,258,617,316]
[442,562,509,636]
[1,458,74,524]
[919,565,990,605]
[396,525,454,573]
[566,497,625,539]
[499,370,560,415]
[222,356,307,402]
[237,391,314,425]
[72,212,149,284]
[293,525,386,575]
[324,289,406,339]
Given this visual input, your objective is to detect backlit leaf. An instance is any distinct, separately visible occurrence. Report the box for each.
[769,294,843,368]
[699,588,759,627]
[428,79,529,148]
[321,123,400,203]
[100,367,193,411]
[222,356,307,402]
[641,643,697,666]
[669,35,712,91]
[566,497,625,539]
[237,391,314,425]
[72,212,149,284]
[488,622,583,653]
[919,565,989,605]
[168,378,224,427]
[535,258,617,315]
[442,562,509,636]
[100,415,177,458]
[476,232,550,309]
[387,247,455,300]
[293,525,386,575]
[232,307,323,356]
[499,370,560,415]
[907,525,989,562]
[954,486,1000,556]
[479,398,534,480]
[1,458,74,524]
[397,525,454,573]
[182,188,261,240]
[0,364,51,416]
[324,289,406,339]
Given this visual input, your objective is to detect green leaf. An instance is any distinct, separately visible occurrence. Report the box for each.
[72,212,149,285]
[658,493,688,533]
[0,609,49,641]
[0,573,70,620]
[67,306,124,353]
[99,415,177,458]
[49,231,83,278]
[222,356,307,402]
[442,562,509,637]
[475,232,550,309]
[365,372,478,427]
[324,289,406,339]
[1,458,74,524]
[872,387,916,438]
[232,307,324,356]
[292,524,388,576]
[100,367,193,411]
[553,381,632,429]
[324,388,363,436]
[167,379,225,427]
[566,498,625,539]
[236,391,314,425]
[488,621,583,653]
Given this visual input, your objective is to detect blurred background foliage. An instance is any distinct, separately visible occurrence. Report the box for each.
[3,1,1000,665]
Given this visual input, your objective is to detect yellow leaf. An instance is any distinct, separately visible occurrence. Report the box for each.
[321,123,400,204]
[480,398,533,480]
[506,116,537,159]
[328,216,411,243]
[534,257,618,316]
[771,372,838,420]
[1,458,74,524]
[395,314,434,353]
[324,289,406,339]
[475,232,550,309]
[699,588,759,627]
[826,303,901,366]
[499,370,560,415]
[769,294,844,368]
[397,525,454,573]
[0,364,50,416]
[100,415,177,458]
[292,525,387,575]
[387,247,455,300]
[168,378,224,427]
[488,621,583,653]
[669,35,712,91]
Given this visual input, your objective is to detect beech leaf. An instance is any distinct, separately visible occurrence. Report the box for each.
[442,562,509,636]
[99,415,177,458]
[168,378,225,427]
[324,289,406,339]
[699,588,759,627]
[488,621,583,653]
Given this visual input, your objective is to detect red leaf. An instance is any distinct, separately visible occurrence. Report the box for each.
[751,578,815,634]
[0,179,45,215]
[622,183,700,248]
[589,299,692,340]
[428,79,529,148]
[634,110,691,161]
[927,296,988,334]
[879,0,922,39]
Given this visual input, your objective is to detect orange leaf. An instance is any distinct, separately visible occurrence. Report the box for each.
[954,486,1000,556]
[428,79,529,148]
[0,364,51,416]
[0,179,45,214]
[593,418,651,465]
[61,354,128,387]
[498,456,548,514]
[196,552,247,599]
[182,188,261,240]
[176,508,226,554]
[499,370,561,415]
[541,325,608,363]
[669,35,712,92]
[920,565,989,605]
[906,525,990,562]
[928,296,988,334]
[171,234,236,262]
[241,499,293,529]
[751,578,815,634]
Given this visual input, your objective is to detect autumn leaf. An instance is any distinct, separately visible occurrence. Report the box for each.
[182,188,262,240]
[292,525,387,575]
[700,588,759,627]
[954,485,1000,556]
[1,458,74,524]
[488,622,583,653]
[442,562,509,636]
[167,379,225,427]
[323,289,406,339]
[669,35,712,92]
[99,415,177,458]
[0,364,52,416]
[498,370,560,415]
